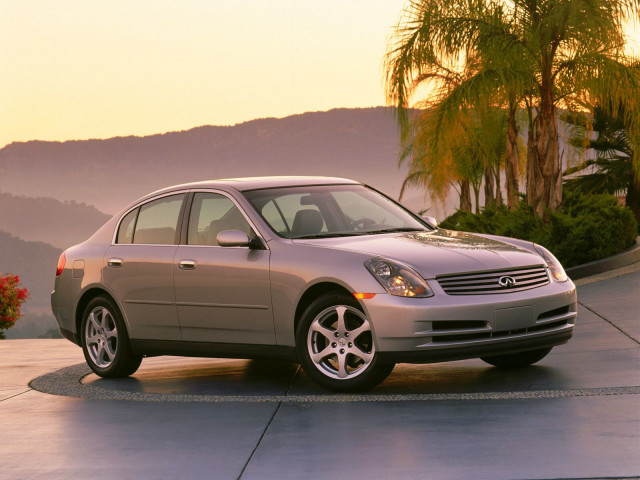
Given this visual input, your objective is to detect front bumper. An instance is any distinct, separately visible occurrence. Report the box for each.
[362,279,577,364]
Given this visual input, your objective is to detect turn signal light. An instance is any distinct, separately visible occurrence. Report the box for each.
[353,292,376,300]
[56,252,66,277]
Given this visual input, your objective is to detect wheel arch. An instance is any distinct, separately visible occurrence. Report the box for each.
[75,287,131,342]
[293,281,355,337]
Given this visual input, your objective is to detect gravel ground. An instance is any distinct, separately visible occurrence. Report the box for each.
[28,363,640,403]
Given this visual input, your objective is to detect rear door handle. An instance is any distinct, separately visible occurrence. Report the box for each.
[178,260,197,270]
[107,257,122,267]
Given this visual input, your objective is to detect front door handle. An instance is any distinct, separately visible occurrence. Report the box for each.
[107,257,123,267]
[178,260,197,270]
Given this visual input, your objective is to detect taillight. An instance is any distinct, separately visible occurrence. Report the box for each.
[56,252,66,277]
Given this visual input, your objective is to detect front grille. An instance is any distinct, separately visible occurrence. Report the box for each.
[436,265,549,295]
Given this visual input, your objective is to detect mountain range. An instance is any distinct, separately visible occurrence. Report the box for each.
[0,107,443,217]
[0,192,110,249]
[0,230,62,339]
[0,230,61,312]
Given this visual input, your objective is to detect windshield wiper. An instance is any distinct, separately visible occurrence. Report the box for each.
[292,232,364,239]
[362,227,425,235]
[293,228,425,239]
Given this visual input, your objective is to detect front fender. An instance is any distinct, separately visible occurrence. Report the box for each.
[268,241,385,346]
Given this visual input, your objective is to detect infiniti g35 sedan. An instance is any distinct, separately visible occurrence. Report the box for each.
[52,176,577,391]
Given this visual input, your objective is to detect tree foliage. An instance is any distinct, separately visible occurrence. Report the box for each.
[385,0,640,217]
[399,105,507,213]
[0,274,28,339]
[565,105,640,222]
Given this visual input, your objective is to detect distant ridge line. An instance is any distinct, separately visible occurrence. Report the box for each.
[1,106,399,149]
[0,107,428,216]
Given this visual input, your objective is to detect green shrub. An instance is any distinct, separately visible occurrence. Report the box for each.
[439,191,638,268]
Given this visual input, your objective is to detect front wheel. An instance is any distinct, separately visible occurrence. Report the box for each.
[481,347,552,368]
[296,293,394,392]
[81,296,142,378]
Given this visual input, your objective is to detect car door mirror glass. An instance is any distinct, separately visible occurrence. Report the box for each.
[217,230,250,247]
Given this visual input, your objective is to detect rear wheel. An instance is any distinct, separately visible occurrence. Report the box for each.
[481,347,552,368]
[81,296,142,378]
[296,292,394,392]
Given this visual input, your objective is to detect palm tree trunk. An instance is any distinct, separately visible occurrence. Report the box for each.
[505,103,520,209]
[459,180,472,212]
[526,105,538,207]
[473,185,480,213]
[484,168,496,208]
[529,80,562,217]
[495,168,503,206]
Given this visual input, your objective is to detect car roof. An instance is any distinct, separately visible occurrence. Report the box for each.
[149,176,361,196]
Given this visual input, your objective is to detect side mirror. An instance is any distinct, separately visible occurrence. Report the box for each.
[217,230,251,247]
[421,215,438,228]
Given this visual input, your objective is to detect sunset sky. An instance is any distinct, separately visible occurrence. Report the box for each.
[1,1,638,150]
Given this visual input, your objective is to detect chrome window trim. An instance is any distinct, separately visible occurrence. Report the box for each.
[111,190,191,246]
[182,188,269,250]
[112,188,269,249]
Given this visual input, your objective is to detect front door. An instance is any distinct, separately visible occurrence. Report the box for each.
[174,191,274,344]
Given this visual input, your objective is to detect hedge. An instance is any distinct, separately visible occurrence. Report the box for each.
[439,191,638,268]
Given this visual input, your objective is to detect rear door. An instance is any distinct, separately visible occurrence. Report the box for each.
[173,191,274,344]
[103,192,187,341]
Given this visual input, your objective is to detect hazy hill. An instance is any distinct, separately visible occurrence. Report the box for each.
[0,107,442,216]
[0,231,62,338]
[0,230,61,312]
[0,192,110,249]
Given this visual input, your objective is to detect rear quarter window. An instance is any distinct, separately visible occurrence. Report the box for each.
[116,208,138,244]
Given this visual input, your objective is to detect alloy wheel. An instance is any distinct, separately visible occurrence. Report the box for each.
[84,306,118,368]
[307,305,375,380]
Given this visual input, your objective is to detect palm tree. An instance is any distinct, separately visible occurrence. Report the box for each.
[385,0,640,217]
[399,105,506,213]
[565,105,640,222]
[477,105,508,207]
[398,109,477,212]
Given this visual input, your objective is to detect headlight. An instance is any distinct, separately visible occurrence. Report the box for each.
[364,258,434,297]
[533,244,568,282]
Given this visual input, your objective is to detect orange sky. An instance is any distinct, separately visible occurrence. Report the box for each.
[1,1,638,150]
[0,1,406,149]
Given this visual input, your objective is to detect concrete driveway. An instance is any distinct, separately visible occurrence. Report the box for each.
[1,270,639,480]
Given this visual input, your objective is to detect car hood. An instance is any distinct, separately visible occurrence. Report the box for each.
[296,229,543,278]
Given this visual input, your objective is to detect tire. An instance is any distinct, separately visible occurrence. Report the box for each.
[481,347,552,368]
[296,292,394,392]
[81,296,142,378]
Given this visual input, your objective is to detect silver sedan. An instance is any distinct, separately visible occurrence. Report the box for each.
[51,177,577,391]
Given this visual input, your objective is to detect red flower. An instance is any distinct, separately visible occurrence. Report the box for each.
[0,274,28,333]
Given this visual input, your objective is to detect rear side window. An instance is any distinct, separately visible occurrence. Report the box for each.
[116,208,138,243]
[130,194,186,245]
[187,192,252,246]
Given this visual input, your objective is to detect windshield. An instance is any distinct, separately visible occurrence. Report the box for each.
[243,184,430,239]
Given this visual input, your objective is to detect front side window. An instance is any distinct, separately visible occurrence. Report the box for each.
[187,192,252,246]
[243,185,429,239]
[131,194,186,244]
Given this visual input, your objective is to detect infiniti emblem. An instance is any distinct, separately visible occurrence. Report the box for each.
[498,276,517,288]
